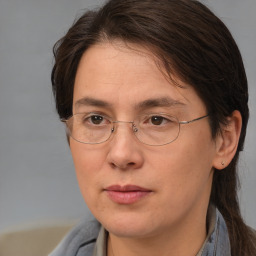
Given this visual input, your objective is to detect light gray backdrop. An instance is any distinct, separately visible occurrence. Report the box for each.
[0,0,255,231]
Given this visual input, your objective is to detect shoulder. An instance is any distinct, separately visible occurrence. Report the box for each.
[49,219,101,256]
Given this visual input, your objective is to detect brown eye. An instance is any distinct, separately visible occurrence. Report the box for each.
[151,116,164,125]
[90,115,104,125]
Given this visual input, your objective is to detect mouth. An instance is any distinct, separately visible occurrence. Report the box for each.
[104,185,152,204]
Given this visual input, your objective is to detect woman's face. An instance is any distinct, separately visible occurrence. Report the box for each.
[70,42,220,239]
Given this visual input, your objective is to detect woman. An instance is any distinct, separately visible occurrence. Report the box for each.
[50,0,256,255]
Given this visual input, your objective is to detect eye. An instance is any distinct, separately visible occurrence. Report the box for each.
[80,113,111,126]
[150,116,166,125]
[140,114,177,127]
[89,115,104,125]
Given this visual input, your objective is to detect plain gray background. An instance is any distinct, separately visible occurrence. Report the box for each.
[0,0,255,231]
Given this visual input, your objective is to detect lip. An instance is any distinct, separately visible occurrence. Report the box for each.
[104,185,152,204]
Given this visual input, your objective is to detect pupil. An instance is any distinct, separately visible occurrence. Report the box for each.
[151,116,163,125]
[91,115,103,124]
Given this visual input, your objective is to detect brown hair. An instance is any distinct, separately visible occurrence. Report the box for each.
[51,0,255,254]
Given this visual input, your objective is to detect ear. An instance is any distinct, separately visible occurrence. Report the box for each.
[212,110,242,170]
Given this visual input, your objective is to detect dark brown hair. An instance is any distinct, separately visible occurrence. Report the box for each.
[51,0,255,254]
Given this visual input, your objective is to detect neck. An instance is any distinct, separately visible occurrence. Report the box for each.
[107,212,208,256]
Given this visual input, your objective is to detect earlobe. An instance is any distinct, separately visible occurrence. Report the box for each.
[212,110,242,170]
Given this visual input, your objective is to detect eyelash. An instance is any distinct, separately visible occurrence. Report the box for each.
[81,113,110,124]
[80,112,175,126]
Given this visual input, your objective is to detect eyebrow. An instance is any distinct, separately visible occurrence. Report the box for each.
[75,97,113,109]
[74,96,185,111]
[136,97,186,110]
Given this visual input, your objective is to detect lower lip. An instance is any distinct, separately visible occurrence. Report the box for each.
[105,190,151,204]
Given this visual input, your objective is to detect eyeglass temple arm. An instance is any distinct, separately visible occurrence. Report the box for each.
[179,114,209,124]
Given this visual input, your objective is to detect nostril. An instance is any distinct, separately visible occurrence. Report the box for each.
[110,163,116,169]
[110,162,135,169]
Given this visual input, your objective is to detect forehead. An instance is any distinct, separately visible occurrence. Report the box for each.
[73,42,206,115]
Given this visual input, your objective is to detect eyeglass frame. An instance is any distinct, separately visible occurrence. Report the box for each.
[61,113,209,146]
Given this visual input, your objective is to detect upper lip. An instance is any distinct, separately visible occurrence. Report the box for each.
[104,184,151,192]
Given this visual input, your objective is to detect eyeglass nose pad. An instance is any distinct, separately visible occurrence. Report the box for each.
[110,122,138,137]
[132,124,138,133]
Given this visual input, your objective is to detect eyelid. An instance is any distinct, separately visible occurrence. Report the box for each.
[138,113,176,123]
[76,112,176,122]
[81,113,112,127]
[139,112,175,118]
[78,111,112,120]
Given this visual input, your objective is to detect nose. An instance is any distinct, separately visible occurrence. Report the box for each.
[106,122,144,170]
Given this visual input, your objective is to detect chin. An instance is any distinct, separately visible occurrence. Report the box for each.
[97,212,160,238]
[106,223,151,238]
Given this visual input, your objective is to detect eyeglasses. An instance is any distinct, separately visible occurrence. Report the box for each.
[61,113,209,146]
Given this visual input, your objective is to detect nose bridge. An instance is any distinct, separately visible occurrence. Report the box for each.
[112,120,134,125]
[107,120,144,170]
[112,120,135,135]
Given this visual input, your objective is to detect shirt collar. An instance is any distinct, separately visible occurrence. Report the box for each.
[93,225,108,256]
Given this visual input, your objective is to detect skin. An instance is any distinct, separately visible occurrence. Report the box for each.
[69,41,241,256]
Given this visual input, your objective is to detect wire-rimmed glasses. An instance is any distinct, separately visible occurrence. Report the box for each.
[61,113,209,146]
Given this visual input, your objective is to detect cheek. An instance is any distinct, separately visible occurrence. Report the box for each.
[149,130,215,203]
[70,141,106,194]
